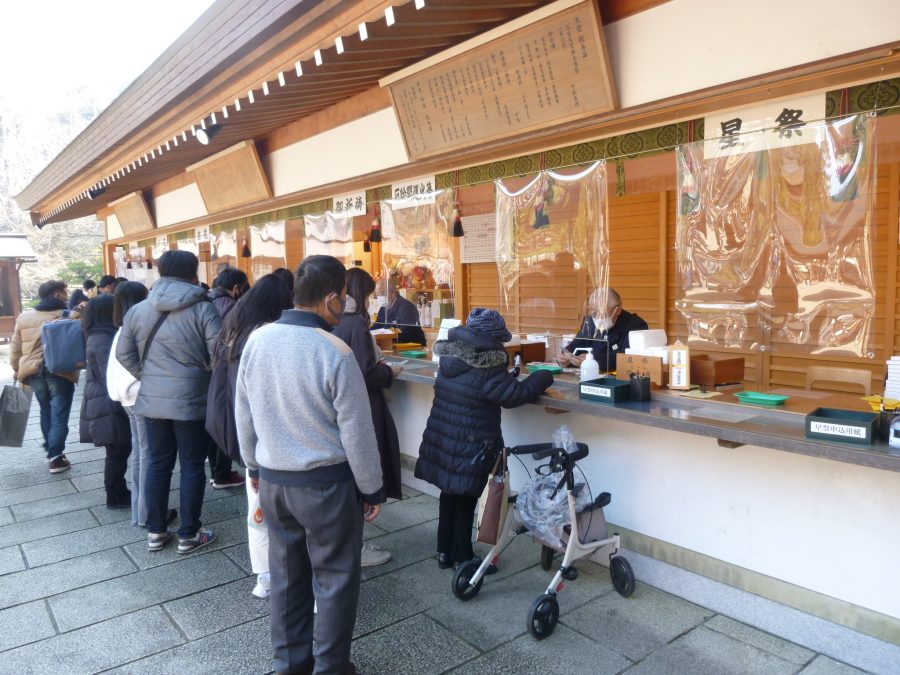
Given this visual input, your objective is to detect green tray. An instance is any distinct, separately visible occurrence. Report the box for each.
[734,391,789,406]
[527,363,563,373]
[399,350,427,358]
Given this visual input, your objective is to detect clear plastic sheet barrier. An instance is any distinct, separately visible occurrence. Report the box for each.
[676,114,876,357]
[379,190,455,328]
[303,213,355,268]
[495,161,609,347]
[249,220,286,279]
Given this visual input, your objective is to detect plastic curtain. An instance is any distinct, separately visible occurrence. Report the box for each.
[495,161,609,339]
[249,220,286,279]
[210,229,238,277]
[303,213,354,267]
[379,190,455,327]
[676,114,876,357]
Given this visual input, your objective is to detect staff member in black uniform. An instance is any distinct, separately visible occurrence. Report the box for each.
[374,281,426,345]
[557,288,648,372]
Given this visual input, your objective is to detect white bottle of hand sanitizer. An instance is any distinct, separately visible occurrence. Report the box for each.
[576,349,600,381]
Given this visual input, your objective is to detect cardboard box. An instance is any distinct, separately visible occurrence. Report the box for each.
[805,408,878,445]
[689,355,745,387]
[616,353,667,387]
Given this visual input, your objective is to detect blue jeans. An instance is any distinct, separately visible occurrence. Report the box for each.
[27,370,75,460]
[143,418,207,539]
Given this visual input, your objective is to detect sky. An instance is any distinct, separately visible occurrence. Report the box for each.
[0,0,216,117]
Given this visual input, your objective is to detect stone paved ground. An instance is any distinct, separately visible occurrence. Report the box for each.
[0,344,879,674]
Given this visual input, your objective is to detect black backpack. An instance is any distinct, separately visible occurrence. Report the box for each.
[205,343,243,465]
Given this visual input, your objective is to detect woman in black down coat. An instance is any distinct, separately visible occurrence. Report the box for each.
[415,308,553,569]
[80,294,132,508]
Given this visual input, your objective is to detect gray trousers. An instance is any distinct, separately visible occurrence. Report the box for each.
[260,478,363,675]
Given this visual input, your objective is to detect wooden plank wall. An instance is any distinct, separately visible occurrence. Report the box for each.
[465,161,900,393]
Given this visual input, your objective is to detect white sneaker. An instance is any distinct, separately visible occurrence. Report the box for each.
[252,573,270,599]
[361,542,392,567]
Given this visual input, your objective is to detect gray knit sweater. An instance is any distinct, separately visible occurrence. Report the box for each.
[235,310,384,503]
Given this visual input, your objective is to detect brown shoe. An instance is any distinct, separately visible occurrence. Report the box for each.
[48,456,71,474]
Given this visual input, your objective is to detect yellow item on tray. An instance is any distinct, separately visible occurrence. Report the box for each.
[394,342,425,351]
[862,395,900,412]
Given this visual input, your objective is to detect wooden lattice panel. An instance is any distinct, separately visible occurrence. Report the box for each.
[109,191,155,236]
[187,140,272,214]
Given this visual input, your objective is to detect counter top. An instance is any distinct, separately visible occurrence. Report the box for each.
[389,356,900,474]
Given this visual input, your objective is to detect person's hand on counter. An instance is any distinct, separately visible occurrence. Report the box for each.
[569,353,586,367]
[390,362,405,379]
[556,351,572,367]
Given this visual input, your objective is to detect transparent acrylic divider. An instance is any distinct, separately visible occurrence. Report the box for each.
[303,212,355,268]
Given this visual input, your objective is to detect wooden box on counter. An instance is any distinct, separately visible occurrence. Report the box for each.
[690,354,745,387]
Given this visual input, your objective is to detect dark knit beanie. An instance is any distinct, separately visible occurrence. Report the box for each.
[465,308,512,343]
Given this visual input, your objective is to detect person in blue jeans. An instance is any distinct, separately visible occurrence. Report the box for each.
[10,280,81,473]
[116,251,222,554]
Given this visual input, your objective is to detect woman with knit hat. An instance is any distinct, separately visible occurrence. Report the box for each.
[415,308,554,569]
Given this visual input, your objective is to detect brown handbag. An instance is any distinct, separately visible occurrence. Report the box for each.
[476,447,509,545]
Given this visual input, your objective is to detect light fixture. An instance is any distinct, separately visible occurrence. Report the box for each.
[385,6,395,26]
[196,124,222,145]
[87,186,107,200]
[335,36,344,54]
[295,61,303,76]
[358,22,368,40]
[314,49,322,66]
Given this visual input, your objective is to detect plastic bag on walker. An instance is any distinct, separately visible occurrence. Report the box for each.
[516,474,591,550]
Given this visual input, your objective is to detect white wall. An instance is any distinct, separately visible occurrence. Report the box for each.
[388,377,900,620]
[105,214,123,241]
[605,0,900,109]
[153,183,207,228]
[265,107,409,198]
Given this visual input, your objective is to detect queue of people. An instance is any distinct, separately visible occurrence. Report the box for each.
[7,253,650,674]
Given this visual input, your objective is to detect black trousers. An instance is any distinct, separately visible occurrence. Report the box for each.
[437,492,478,564]
[104,443,132,504]
[206,433,233,482]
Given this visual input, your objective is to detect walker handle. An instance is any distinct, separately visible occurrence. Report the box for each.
[509,443,553,457]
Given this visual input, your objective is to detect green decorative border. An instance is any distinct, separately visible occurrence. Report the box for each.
[825,77,900,118]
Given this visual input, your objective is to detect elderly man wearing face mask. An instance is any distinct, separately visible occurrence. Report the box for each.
[557,288,648,373]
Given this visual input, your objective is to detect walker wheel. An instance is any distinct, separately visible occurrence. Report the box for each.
[540,545,555,571]
[609,555,635,597]
[452,560,483,601]
[527,593,559,640]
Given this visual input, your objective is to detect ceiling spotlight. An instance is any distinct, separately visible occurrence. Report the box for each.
[196,124,222,145]
[87,186,107,200]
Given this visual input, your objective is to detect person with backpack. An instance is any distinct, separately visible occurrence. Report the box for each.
[415,308,554,570]
[206,274,292,599]
[79,294,133,509]
[9,280,82,473]
[116,250,222,554]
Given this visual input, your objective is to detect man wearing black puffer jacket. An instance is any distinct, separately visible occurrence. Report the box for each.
[415,308,553,570]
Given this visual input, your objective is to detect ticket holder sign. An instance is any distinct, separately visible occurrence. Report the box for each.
[669,342,691,390]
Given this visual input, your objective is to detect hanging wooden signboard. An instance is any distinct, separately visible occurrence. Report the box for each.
[381,0,617,161]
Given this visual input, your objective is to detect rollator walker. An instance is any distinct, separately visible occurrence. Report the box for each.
[451,442,635,640]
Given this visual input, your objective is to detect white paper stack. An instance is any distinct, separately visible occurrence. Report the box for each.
[886,357,900,398]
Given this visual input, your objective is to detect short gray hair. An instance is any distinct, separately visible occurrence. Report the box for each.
[588,287,620,311]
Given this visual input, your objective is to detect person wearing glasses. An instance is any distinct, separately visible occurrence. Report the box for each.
[556,288,647,373]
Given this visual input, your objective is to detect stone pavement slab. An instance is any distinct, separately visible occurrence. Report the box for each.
[0,606,184,675]
[351,614,479,675]
[449,624,631,675]
[372,493,439,532]
[0,544,26,575]
[0,509,98,548]
[361,520,438,581]
[108,616,272,675]
[21,518,145,568]
[0,459,105,492]
[0,507,12,527]
[121,515,247,570]
[48,550,244,631]
[0,601,56,652]
[800,654,871,674]
[625,625,799,675]
[0,478,77,507]
[562,581,714,661]
[0,548,135,610]
[705,614,816,666]
[164,576,269,640]
[11,486,109,522]
[427,563,613,652]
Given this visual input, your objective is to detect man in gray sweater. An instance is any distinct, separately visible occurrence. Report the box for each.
[236,255,384,675]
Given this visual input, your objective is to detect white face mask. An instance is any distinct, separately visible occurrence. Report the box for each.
[594,317,612,332]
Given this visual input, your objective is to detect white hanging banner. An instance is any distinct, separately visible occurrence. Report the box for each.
[391,175,437,206]
[704,93,825,159]
[332,191,366,218]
